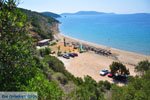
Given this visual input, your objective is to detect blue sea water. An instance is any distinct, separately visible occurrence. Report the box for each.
[58,14,150,55]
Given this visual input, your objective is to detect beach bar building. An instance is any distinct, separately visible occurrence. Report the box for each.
[38,39,50,47]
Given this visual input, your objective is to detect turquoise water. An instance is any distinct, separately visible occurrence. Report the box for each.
[58,14,150,55]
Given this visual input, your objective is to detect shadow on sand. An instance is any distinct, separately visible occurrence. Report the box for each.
[113,79,128,85]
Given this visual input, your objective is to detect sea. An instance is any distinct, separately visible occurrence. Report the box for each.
[57,14,150,55]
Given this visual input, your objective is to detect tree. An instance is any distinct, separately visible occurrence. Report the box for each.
[39,47,51,57]
[0,1,64,99]
[135,60,150,73]
[110,62,130,76]
[63,38,66,47]
[43,55,65,73]
[0,0,36,91]
[70,76,106,100]
[111,70,150,100]
[57,46,61,56]
[24,69,63,100]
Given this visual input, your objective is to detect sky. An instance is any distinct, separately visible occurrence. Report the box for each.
[18,0,150,14]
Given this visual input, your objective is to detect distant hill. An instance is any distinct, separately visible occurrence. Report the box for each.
[41,12,61,18]
[131,13,150,15]
[61,11,115,16]
[20,8,60,41]
[61,11,150,16]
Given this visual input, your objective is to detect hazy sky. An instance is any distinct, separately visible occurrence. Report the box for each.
[18,0,150,14]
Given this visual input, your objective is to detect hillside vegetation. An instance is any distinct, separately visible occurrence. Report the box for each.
[20,8,60,41]
[0,1,107,100]
[41,12,61,18]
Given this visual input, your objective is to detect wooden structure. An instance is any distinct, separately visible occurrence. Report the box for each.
[38,39,50,47]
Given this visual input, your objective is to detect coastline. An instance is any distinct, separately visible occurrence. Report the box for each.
[54,32,150,65]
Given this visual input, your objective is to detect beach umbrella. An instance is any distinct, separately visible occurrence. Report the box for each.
[79,44,83,52]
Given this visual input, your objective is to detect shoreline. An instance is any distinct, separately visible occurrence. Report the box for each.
[59,33,149,56]
[54,32,150,65]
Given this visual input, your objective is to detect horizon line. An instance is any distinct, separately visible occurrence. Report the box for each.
[20,7,150,15]
[40,10,150,15]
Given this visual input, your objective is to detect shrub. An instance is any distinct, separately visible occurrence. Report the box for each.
[54,73,68,85]
[42,55,81,85]
[75,77,84,85]
[23,69,64,100]
[0,0,37,91]
[50,42,57,46]
[135,60,150,73]
[103,81,111,90]
[84,75,97,87]
[111,70,150,100]
[57,51,62,56]
[70,76,106,100]
[43,55,65,72]
[98,81,112,92]
[39,47,51,57]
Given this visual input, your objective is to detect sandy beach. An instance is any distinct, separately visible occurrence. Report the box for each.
[52,33,150,85]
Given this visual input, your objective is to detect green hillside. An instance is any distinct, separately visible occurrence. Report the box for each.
[41,12,61,18]
[20,8,59,41]
[0,1,107,99]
